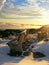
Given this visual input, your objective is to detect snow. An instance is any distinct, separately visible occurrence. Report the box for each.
[0,40,49,65]
[0,39,11,43]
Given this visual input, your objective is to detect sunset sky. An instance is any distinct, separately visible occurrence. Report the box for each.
[0,0,49,29]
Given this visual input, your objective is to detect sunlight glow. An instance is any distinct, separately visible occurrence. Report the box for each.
[0,18,49,29]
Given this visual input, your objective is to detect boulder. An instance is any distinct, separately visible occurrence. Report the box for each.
[33,52,45,58]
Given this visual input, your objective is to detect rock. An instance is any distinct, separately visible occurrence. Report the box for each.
[44,38,49,41]
[22,42,32,51]
[33,52,45,58]
[8,34,16,40]
[8,50,22,57]
[31,45,34,48]
[23,51,30,56]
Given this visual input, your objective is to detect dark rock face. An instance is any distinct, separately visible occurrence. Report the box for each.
[33,52,45,58]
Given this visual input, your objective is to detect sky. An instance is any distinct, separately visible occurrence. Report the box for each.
[0,0,49,28]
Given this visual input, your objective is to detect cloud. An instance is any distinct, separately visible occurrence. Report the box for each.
[0,0,6,9]
[1,0,42,18]
[27,0,35,4]
[0,5,42,19]
[0,0,49,19]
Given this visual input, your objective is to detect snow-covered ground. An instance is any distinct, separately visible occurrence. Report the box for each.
[0,40,49,65]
